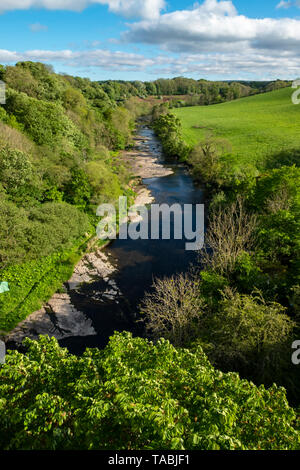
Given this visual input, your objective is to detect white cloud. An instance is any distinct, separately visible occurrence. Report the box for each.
[0,48,156,71]
[29,22,48,31]
[0,46,299,80]
[123,0,300,54]
[191,0,237,16]
[153,50,300,80]
[0,0,165,19]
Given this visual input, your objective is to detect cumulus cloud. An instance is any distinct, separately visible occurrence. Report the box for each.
[0,48,156,71]
[123,0,300,54]
[0,46,299,80]
[153,50,300,80]
[0,0,165,19]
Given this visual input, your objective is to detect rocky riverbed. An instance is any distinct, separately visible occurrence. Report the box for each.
[123,135,173,179]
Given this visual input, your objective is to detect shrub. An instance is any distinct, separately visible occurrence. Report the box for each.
[63,167,92,210]
[5,89,85,150]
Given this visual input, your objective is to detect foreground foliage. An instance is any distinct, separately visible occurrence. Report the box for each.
[0,333,299,450]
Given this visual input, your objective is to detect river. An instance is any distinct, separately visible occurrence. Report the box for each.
[6,126,205,354]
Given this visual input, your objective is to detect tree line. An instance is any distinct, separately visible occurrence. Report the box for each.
[98,77,291,105]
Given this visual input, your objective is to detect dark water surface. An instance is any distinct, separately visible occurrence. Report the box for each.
[60,127,205,354]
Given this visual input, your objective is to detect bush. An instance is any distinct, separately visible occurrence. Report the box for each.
[63,167,92,210]
[231,251,265,293]
[251,166,300,213]
[0,146,37,197]
[5,89,85,150]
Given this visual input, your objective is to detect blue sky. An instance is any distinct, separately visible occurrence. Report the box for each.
[1,0,300,81]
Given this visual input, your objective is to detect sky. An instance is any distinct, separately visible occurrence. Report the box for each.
[1,0,300,81]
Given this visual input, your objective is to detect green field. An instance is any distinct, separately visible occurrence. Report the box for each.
[173,87,300,167]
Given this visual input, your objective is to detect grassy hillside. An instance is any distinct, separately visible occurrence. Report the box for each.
[173,87,300,167]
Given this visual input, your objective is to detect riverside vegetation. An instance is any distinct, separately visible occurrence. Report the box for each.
[0,61,153,332]
[150,88,300,405]
[0,65,299,450]
[0,66,284,333]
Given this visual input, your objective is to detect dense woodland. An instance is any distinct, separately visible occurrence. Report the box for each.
[0,63,299,450]
[0,61,153,332]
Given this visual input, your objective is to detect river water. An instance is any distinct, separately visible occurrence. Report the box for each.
[58,127,205,354]
[5,127,205,354]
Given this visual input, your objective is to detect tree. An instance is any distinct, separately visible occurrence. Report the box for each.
[0,198,90,269]
[63,167,92,210]
[201,198,257,275]
[0,194,28,268]
[203,288,295,384]
[85,160,122,204]
[189,137,231,185]
[141,274,205,347]
[0,332,299,450]
[0,146,34,196]
[152,113,190,160]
